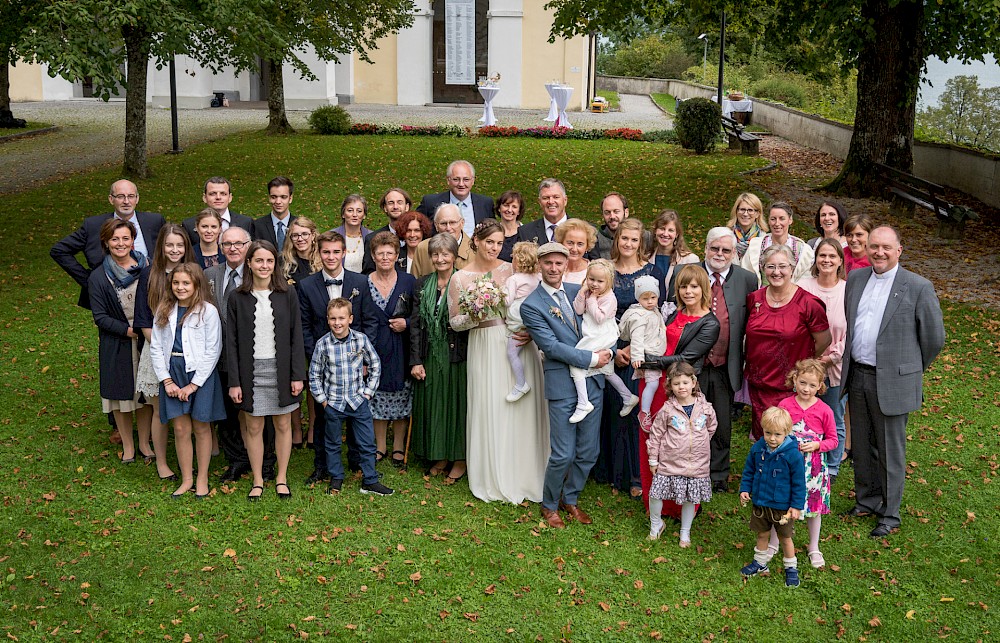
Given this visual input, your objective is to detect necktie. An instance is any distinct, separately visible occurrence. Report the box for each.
[713,272,724,288]
[555,290,577,333]
[223,269,239,305]
[547,224,555,242]
[711,272,724,313]
[324,277,343,287]
[276,221,286,250]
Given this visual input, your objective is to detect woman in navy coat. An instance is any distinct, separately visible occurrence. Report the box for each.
[88,218,150,464]
[366,231,416,466]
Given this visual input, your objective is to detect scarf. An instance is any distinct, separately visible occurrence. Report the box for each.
[103,251,148,290]
[734,222,762,244]
[419,271,453,374]
[758,234,802,287]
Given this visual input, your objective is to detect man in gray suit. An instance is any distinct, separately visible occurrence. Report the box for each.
[205,227,252,483]
[841,225,945,538]
[520,242,613,529]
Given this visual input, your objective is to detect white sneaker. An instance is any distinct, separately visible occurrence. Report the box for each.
[569,401,595,424]
[619,394,639,417]
[505,383,530,402]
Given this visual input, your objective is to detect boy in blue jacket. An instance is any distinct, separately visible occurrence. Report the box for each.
[739,406,806,587]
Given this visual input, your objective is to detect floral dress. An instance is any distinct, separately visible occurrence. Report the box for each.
[778,396,837,516]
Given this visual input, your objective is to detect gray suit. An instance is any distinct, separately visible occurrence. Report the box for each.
[842,266,945,528]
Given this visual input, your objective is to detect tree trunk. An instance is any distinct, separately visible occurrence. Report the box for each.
[0,51,26,128]
[266,58,293,134]
[825,0,925,196]
[122,23,151,179]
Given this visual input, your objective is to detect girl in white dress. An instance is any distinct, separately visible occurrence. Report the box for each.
[448,219,548,503]
[568,259,639,423]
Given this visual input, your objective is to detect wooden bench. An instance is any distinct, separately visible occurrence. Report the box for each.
[721,115,760,156]
[872,162,978,239]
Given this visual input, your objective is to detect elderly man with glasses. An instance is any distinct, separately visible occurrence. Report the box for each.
[689,227,759,492]
[416,160,494,240]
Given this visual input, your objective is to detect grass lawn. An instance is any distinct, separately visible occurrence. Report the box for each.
[2,132,998,641]
[651,93,677,115]
[595,90,620,110]
[0,120,54,137]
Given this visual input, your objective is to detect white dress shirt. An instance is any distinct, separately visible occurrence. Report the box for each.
[323,269,345,300]
[545,215,568,242]
[851,264,899,366]
[451,194,476,239]
[219,209,232,231]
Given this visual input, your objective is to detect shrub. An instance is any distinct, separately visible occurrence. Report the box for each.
[600,35,694,80]
[750,77,807,108]
[674,97,720,154]
[308,105,352,134]
[641,129,677,144]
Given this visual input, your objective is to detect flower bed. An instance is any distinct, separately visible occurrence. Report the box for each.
[341,121,674,143]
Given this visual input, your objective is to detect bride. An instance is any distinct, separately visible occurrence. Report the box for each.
[448,217,549,503]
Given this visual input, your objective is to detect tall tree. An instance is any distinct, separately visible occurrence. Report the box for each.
[27,0,224,178]
[223,0,416,134]
[546,0,1000,197]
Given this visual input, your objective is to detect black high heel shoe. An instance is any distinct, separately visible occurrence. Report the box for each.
[138,448,155,464]
[159,472,178,482]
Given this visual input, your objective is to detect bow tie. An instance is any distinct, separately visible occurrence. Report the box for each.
[324,278,343,287]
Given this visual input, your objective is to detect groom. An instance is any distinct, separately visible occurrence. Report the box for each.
[520,242,612,528]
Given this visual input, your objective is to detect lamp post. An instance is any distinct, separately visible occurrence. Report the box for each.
[698,33,708,85]
[717,12,726,107]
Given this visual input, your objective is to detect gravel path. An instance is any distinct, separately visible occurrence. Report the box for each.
[2,99,674,194]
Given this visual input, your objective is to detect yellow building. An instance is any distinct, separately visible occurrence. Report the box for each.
[9,1,595,112]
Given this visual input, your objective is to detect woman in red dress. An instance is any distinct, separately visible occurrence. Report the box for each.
[637,265,720,515]
[744,245,832,439]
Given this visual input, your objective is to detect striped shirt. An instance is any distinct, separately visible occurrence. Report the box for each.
[308,329,381,411]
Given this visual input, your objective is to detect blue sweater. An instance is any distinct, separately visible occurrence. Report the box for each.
[739,436,806,511]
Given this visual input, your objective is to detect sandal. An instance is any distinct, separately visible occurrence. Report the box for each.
[630,486,643,498]
[375,450,387,464]
[391,450,406,468]
[443,470,466,485]
[276,482,292,500]
[427,463,447,477]
[808,550,826,568]
[247,485,264,502]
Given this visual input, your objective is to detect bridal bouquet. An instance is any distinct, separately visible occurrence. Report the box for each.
[458,273,506,321]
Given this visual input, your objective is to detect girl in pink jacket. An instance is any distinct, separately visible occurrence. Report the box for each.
[646,362,718,547]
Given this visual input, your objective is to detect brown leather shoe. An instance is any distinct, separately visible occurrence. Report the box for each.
[560,503,593,525]
[540,507,565,529]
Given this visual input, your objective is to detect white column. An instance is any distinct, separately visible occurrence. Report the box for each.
[282,46,338,109]
[149,55,214,108]
[397,2,434,105]
[334,54,352,104]
[488,0,523,108]
[40,64,75,100]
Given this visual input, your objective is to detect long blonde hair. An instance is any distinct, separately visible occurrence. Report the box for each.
[610,218,651,264]
[155,262,209,328]
[281,216,321,280]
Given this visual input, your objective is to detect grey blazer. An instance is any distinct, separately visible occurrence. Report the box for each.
[841,266,945,416]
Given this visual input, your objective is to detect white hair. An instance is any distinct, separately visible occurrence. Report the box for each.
[446,160,475,178]
[706,226,737,247]
[434,202,463,222]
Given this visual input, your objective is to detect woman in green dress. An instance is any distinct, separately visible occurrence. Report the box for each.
[409,233,468,481]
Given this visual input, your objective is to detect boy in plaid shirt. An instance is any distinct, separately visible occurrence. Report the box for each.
[309,298,393,496]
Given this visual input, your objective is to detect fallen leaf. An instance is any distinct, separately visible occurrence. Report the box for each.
[868,616,881,627]
[905,610,916,620]
[223,548,236,558]
[409,572,422,582]
[598,602,610,612]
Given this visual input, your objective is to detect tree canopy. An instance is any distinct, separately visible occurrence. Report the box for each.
[546,0,1000,196]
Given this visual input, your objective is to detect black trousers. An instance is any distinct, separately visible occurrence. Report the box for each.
[699,363,734,483]
[217,370,249,470]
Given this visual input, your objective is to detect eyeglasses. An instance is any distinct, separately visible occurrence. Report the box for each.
[763,264,792,272]
[289,232,312,240]
[707,245,734,255]
[736,207,757,214]
[221,241,249,250]
[374,251,397,259]
[112,193,138,201]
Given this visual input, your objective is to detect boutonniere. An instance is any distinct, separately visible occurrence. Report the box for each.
[349,288,360,300]
[549,305,564,320]
[399,293,408,303]
[754,301,761,313]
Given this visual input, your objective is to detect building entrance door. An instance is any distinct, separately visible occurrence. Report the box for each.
[431,0,488,103]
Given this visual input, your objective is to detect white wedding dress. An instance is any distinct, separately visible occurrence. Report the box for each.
[449,262,549,503]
